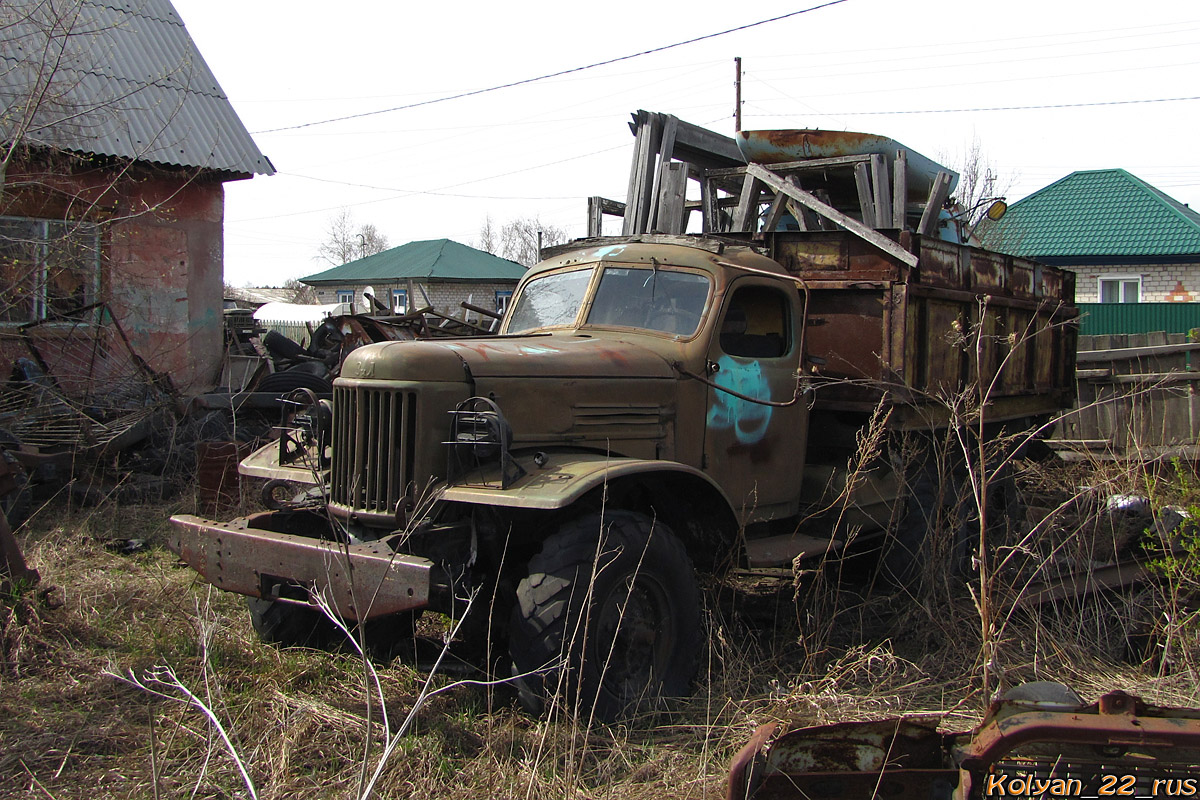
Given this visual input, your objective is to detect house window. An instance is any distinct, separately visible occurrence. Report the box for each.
[1099,276,1140,303]
[337,290,354,305]
[0,216,100,323]
[495,290,513,314]
[392,289,407,314]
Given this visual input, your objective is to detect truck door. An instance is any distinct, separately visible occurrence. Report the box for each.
[703,279,808,521]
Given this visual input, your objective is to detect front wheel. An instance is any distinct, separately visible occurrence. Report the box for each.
[508,511,702,721]
[247,597,336,649]
[247,597,418,661]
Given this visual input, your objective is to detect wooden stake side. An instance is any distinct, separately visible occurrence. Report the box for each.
[746,163,919,267]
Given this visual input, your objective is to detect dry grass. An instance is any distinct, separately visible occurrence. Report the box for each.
[2,458,1198,799]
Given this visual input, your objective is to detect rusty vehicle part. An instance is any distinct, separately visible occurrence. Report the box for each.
[168,513,434,621]
[201,305,499,414]
[0,453,38,590]
[735,128,958,205]
[728,684,1200,800]
[196,440,255,516]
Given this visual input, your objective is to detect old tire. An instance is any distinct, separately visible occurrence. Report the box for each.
[247,597,418,661]
[262,329,309,363]
[258,368,333,396]
[882,458,975,591]
[509,511,702,721]
[247,597,337,649]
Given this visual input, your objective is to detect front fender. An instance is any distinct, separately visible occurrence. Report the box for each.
[439,451,733,513]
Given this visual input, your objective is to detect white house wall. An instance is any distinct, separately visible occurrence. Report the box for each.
[313,281,517,314]
[1071,262,1200,303]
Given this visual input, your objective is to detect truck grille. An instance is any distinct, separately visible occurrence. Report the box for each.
[330,386,417,516]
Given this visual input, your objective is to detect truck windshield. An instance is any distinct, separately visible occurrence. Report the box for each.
[587,266,710,337]
[506,268,593,333]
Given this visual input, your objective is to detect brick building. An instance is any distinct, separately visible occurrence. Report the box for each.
[981,169,1200,304]
[0,0,272,392]
[301,239,526,317]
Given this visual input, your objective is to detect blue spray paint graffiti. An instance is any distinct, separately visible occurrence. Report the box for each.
[706,355,772,445]
[593,245,627,260]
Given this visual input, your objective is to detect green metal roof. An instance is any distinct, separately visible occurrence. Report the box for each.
[980,169,1200,259]
[301,239,526,284]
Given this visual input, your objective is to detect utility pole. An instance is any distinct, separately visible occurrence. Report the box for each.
[734,56,742,133]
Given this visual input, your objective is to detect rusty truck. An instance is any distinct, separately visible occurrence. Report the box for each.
[168,224,1076,719]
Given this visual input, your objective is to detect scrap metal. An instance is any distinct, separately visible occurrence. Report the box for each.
[728,687,1200,800]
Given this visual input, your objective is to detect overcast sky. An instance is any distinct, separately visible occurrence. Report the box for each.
[169,0,1200,287]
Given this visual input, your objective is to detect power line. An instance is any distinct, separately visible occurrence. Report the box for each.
[762,95,1200,117]
[250,1,848,134]
[281,171,582,200]
[236,142,633,222]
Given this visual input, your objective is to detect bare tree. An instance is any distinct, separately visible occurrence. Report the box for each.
[283,277,317,304]
[316,209,389,266]
[497,217,567,267]
[945,136,1017,235]
[476,215,498,255]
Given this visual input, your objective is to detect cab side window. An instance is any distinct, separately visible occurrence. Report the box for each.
[719,285,789,358]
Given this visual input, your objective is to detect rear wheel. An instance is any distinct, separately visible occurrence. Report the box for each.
[509,510,702,721]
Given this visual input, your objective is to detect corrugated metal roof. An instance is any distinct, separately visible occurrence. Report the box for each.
[981,169,1200,258]
[226,287,303,305]
[0,0,273,176]
[301,240,528,284]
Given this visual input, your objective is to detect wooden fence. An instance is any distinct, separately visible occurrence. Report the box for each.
[1053,332,1200,459]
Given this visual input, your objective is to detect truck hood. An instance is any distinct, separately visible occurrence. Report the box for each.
[339,334,678,383]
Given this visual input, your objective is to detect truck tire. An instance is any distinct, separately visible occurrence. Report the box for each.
[257,367,333,396]
[883,463,972,591]
[247,597,419,661]
[881,467,941,589]
[247,597,337,649]
[508,510,702,721]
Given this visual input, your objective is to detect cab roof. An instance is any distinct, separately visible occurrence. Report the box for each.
[531,235,788,279]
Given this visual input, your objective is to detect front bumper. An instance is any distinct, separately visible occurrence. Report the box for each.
[168,513,433,621]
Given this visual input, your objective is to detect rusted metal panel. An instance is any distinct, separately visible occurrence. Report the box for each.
[956,689,1200,775]
[802,289,887,383]
[768,231,902,282]
[731,689,1200,800]
[167,513,432,621]
[735,129,958,203]
[753,231,1076,423]
[196,441,253,516]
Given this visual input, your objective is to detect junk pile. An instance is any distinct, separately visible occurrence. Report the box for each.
[197,302,501,433]
[0,301,498,522]
[728,683,1200,800]
[0,303,182,510]
[1010,483,1192,608]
